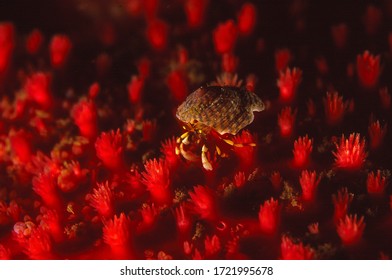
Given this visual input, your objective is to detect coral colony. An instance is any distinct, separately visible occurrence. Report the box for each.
[1,0,392,260]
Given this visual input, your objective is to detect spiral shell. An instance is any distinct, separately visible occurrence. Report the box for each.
[176,86,264,135]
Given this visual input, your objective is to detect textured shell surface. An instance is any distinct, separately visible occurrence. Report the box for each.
[176,86,264,135]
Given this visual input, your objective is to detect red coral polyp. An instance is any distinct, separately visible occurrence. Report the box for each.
[71,99,98,140]
[332,187,353,224]
[26,29,43,55]
[103,213,132,248]
[161,137,181,171]
[299,170,320,202]
[0,244,11,260]
[25,72,53,109]
[24,227,53,260]
[167,69,188,103]
[204,234,221,258]
[212,20,238,55]
[88,181,114,218]
[57,161,88,192]
[336,214,365,246]
[237,3,257,36]
[174,203,191,234]
[184,0,208,28]
[146,19,168,51]
[367,170,388,195]
[292,135,313,167]
[277,67,302,102]
[49,34,72,69]
[333,133,367,169]
[280,236,315,260]
[368,120,387,150]
[141,158,171,205]
[232,130,257,170]
[9,129,32,164]
[0,22,14,73]
[278,106,297,137]
[323,91,346,126]
[127,75,144,105]
[188,185,216,220]
[95,129,125,171]
[258,198,280,235]
[32,173,60,209]
[356,51,380,89]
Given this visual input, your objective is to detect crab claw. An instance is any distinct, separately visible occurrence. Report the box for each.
[179,142,199,162]
[201,145,213,171]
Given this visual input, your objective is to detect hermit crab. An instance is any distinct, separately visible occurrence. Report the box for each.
[175,85,265,170]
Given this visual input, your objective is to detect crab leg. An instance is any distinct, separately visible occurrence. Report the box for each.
[223,138,256,147]
[201,145,213,170]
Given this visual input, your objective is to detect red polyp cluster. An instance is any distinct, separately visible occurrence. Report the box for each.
[356,51,380,89]
[188,185,216,221]
[280,236,315,260]
[1,1,392,261]
[213,20,238,55]
[278,106,297,137]
[38,208,63,242]
[292,135,312,167]
[367,170,388,195]
[174,203,191,235]
[363,5,382,35]
[0,22,14,73]
[269,171,282,190]
[160,137,180,171]
[72,99,98,140]
[95,130,125,171]
[379,87,391,109]
[9,129,32,164]
[146,19,168,51]
[331,23,348,50]
[49,34,72,69]
[25,72,53,110]
[277,67,302,102]
[138,203,158,232]
[336,215,365,246]
[26,29,43,55]
[258,198,280,235]
[237,3,257,36]
[332,188,353,224]
[221,53,238,73]
[127,75,144,105]
[333,133,367,169]
[184,0,208,29]
[368,120,387,150]
[103,213,132,258]
[204,234,221,258]
[232,130,257,170]
[323,91,346,126]
[233,171,246,188]
[299,170,320,202]
[32,172,61,210]
[0,244,11,260]
[167,69,188,103]
[21,227,53,260]
[141,158,171,205]
[88,181,114,218]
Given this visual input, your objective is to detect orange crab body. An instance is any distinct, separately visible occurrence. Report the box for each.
[175,85,264,170]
